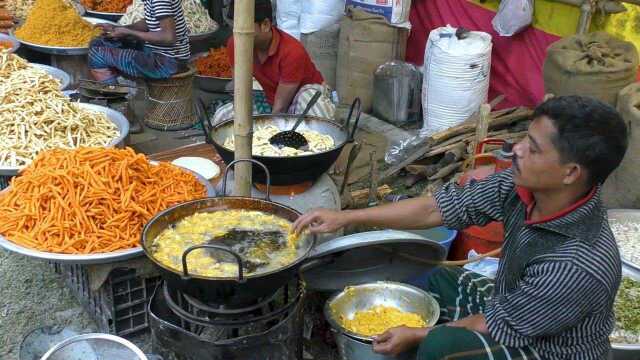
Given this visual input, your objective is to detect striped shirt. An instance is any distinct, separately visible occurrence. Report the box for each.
[143,0,190,59]
[434,169,621,360]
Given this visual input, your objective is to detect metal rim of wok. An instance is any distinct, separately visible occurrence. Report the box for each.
[207,98,362,160]
[0,164,215,264]
[14,17,117,55]
[0,102,130,176]
[324,281,441,343]
[0,33,20,53]
[30,63,71,90]
[140,196,315,281]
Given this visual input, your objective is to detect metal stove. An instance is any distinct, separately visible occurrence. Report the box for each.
[66,82,136,125]
[149,280,305,360]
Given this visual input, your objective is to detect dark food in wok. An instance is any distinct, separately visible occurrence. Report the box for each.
[150,209,305,277]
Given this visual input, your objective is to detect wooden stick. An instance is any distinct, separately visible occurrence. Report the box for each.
[472,104,492,168]
[429,162,462,181]
[350,185,393,203]
[232,0,255,196]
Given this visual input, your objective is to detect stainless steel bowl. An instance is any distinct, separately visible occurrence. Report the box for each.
[40,333,147,360]
[325,282,439,360]
[190,52,232,93]
[607,209,640,272]
[31,63,71,90]
[16,17,117,55]
[0,33,20,53]
[610,264,640,360]
[325,281,440,341]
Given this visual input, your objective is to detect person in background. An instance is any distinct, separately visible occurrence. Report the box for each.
[87,0,191,84]
[212,0,335,124]
[294,96,628,360]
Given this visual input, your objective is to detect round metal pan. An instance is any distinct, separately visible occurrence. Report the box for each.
[0,102,129,176]
[0,165,215,265]
[205,98,362,185]
[15,17,117,55]
[31,63,71,90]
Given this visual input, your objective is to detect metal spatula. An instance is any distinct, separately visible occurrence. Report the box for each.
[268,90,323,149]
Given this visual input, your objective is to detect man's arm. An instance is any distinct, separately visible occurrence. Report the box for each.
[272,82,300,114]
[294,169,514,234]
[293,196,443,233]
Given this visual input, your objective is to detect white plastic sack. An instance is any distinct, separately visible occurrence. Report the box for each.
[345,0,411,28]
[300,0,345,34]
[492,0,534,37]
[276,0,302,39]
[421,26,492,137]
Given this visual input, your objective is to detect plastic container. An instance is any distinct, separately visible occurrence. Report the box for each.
[53,262,161,336]
[449,139,512,261]
[405,227,457,289]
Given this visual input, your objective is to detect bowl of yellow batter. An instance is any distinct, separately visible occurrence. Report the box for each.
[325,281,440,342]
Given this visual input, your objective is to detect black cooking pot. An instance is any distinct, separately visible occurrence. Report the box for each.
[201,98,362,186]
[141,159,317,306]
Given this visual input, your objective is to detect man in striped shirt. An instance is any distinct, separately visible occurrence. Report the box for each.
[294,96,628,359]
[87,0,190,84]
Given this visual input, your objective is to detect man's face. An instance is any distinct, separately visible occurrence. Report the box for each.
[254,19,272,48]
[512,116,581,191]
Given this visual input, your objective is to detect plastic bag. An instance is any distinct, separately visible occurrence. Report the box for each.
[492,0,533,37]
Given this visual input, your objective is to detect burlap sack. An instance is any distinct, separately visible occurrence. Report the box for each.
[602,83,640,208]
[544,32,638,106]
[302,23,340,89]
[336,7,407,112]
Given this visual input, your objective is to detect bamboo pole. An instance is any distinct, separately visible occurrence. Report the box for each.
[233,0,255,196]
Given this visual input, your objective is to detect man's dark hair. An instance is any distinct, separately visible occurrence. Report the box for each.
[533,95,628,186]
[228,0,273,23]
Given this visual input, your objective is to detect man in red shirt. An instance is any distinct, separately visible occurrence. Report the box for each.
[212,0,335,124]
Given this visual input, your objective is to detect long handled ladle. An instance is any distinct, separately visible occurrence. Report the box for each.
[268,90,323,149]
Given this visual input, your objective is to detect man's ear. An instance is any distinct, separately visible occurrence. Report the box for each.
[563,163,583,186]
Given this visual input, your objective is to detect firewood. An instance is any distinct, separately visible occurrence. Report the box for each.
[429,162,462,181]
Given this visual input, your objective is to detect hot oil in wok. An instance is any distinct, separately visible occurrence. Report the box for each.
[151,210,303,277]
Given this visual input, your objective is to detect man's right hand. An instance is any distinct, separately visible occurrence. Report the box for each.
[293,208,349,234]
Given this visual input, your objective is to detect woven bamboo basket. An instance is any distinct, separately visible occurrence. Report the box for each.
[143,66,197,131]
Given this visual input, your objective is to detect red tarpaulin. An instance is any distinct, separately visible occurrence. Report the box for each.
[406,0,562,109]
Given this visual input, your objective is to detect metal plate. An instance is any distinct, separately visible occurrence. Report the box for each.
[0,102,129,176]
[31,63,71,90]
[607,209,640,273]
[303,229,449,292]
[0,165,216,264]
[15,17,117,55]
[0,33,20,53]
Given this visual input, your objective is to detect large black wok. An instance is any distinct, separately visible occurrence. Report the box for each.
[201,98,362,186]
[141,160,317,306]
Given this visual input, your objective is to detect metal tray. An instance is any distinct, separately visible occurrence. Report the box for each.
[0,33,20,53]
[190,52,232,93]
[16,17,117,55]
[0,167,216,264]
[608,209,640,273]
[31,63,71,90]
[610,263,640,358]
[85,9,124,22]
[0,102,129,176]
